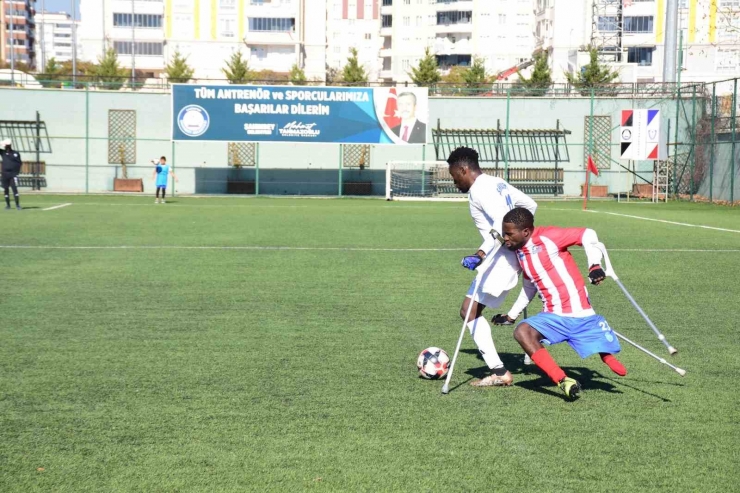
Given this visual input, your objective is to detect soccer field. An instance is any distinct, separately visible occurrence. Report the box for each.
[1,196,738,492]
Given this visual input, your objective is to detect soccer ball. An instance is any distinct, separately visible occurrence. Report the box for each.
[417,347,450,379]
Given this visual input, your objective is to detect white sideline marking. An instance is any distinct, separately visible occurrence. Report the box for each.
[541,207,740,234]
[582,209,740,234]
[0,245,737,253]
[42,203,72,211]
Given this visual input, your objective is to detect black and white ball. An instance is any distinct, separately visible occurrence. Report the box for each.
[417,347,450,379]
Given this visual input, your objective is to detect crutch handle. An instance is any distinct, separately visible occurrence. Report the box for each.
[595,242,619,280]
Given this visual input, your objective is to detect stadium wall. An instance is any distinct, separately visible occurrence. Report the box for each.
[0,87,686,197]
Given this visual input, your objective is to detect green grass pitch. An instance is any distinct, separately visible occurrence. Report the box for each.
[1,196,738,492]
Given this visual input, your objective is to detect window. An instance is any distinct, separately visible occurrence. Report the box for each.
[402,59,410,70]
[113,13,163,28]
[416,16,422,26]
[382,15,392,27]
[627,46,654,66]
[220,0,236,9]
[382,0,392,5]
[248,18,295,31]
[220,17,235,37]
[403,16,410,27]
[498,14,506,24]
[364,33,372,40]
[437,11,472,25]
[404,0,410,4]
[113,41,164,56]
[597,16,618,31]
[720,0,740,7]
[624,16,653,33]
[334,46,341,53]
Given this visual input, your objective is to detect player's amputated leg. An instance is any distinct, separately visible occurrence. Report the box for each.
[600,353,627,376]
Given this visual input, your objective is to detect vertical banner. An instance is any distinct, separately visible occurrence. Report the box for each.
[620,109,666,160]
[172,85,428,145]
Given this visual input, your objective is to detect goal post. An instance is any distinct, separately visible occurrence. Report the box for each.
[385,160,467,201]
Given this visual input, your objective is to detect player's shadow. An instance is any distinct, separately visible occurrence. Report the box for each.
[462,349,672,402]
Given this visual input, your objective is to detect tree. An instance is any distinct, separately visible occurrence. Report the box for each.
[325,64,341,84]
[565,47,620,95]
[253,69,289,84]
[408,47,441,87]
[165,50,195,83]
[341,48,367,85]
[516,52,552,96]
[40,57,63,87]
[461,56,488,92]
[94,48,128,90]
[289,64,307,85]
[222,50,252,84]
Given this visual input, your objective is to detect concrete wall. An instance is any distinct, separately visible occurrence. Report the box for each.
[0,86,692,196]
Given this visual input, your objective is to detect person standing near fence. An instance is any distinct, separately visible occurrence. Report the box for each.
[152,156,177,204]
[1,139,22,210]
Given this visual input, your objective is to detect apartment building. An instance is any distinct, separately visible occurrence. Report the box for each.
[35,10,81,71]
[78,0,326,80]
[535,0,740,83]
[326,0,382,81]
[1,0,37,67]
[379,0,535,83]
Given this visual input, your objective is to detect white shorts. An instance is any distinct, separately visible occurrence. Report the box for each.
[466,279,509,308]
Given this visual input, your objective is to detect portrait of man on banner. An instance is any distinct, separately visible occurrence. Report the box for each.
[381,88,428,144]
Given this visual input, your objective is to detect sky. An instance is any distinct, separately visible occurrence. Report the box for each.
[40,0,81,19]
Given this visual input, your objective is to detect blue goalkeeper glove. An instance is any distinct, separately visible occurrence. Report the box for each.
[461,254,483,270]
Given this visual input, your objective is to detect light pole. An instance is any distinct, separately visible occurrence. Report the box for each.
[72,0,77,85]
[9,0,15,85]
[131,0,136,84]
[40,0,46,72]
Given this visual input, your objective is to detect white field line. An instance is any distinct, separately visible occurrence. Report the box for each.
[0,245,737,253]
[582,210,740,234]
[42,203,72,211]
[542,207,740,234]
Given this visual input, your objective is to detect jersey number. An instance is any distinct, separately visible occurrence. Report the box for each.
[505,194,514,210]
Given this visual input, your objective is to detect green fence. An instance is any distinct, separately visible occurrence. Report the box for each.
[0,80,735,204]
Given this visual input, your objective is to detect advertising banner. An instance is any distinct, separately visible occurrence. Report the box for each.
[172,84,428,145]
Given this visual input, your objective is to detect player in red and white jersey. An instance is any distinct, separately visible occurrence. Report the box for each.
[498,207,627,400]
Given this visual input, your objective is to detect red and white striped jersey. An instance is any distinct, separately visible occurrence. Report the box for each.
[515,226,595,317]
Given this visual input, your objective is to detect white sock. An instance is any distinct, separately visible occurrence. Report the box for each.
[467,316,504,370]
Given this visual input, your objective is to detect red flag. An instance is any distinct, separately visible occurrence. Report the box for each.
[587,155,599,176]
[383,88,401,129]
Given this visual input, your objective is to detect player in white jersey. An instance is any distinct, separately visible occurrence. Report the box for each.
[447,147,538,387]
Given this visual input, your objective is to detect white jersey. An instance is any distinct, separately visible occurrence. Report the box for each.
[469,174,537,297]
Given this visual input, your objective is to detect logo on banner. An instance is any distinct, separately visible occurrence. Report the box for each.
[177,105,210,137]
[278,121,320,138]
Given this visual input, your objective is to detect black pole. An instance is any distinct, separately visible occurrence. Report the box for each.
[554,119,559,197]
[35,111,41,191]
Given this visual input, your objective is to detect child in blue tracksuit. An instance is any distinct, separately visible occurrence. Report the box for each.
[152,156,177,204]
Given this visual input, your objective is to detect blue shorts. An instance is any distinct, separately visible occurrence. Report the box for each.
[523,312,621,359]
[156,184,167,189]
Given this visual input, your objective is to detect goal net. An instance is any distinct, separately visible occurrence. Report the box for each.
[385,161,467,201]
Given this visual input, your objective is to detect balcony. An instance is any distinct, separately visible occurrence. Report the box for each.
[433,36,471,55]
[436,11,472,33]
[244,30,299,45]
[436,0,473,12]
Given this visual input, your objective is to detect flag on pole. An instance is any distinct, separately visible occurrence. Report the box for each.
[587,154,599,176]
[383,88,401,129]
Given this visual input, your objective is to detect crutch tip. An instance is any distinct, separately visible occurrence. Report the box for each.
[676,368,687,377]
[668,346,678,355]
[441,384,450,394]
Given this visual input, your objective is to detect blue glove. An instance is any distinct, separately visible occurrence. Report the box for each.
[461,255,483,270]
